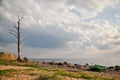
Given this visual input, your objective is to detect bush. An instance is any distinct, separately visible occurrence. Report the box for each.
[90,65,106,72]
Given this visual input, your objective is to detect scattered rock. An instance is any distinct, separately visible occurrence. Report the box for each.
[107,66,115,71]
[115,65,120,71]
[22,57,29,62]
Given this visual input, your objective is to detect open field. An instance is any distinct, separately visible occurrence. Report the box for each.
[0,60,119,80]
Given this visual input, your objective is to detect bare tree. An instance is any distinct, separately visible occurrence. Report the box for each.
[10,16,23,61]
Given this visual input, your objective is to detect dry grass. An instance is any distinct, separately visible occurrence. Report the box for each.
[0,60,118,80]
[0,52,17,61]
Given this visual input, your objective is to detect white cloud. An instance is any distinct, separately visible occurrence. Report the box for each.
[1,0,120,50]
[67,0,119,19]
[0,0,119,27]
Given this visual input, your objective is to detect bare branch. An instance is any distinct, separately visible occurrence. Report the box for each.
[9,31,18,39]
[13,22,18,30]
[20,16,23,21]
[17,15,23,21]
[13,25,17,29]
[9,29,18,35]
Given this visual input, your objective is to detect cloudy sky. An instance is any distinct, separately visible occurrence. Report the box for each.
[0,0,120,65]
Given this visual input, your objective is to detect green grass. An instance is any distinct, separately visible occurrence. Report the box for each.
[56,70,80,78]
[0,52,4,58]
[41,69,113,80]
[0,60,18,65]
[49,74,62,80]
[79,72,114,80]
[0,60,39,68]
[80,73,93,79]
[0,69,17,76]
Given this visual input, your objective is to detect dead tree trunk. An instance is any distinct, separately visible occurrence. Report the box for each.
[17,19,21,61]
[10,16,23,61]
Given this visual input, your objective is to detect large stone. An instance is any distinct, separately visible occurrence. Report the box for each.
[22,57,29,62]
[115,65,120,71]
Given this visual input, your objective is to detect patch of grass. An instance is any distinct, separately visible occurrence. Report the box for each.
[80,73,92,79]
[0,60,40,69]
[55,70,80,78]
[0,69,17,76]
[0,52,4,58]
[0,60,14,65]
[23,64,39,68]
[80,72,113,80]
[49,74,62,80]
[36,76,49,80]
[0,60,24,66]
[37,68,113,80]
[47,69,113,80]
[36,74,62,80]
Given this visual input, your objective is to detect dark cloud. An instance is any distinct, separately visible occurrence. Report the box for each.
[0,0,1,2]
[0,0,2,5]
[22,24,77,48]
[113,41,120,45]
[96,44,113,50]
[95,40,119,50]
[24,32,66,48]
[0,31,16,44]
[0,23,17,45]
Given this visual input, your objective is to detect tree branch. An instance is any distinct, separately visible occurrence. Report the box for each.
[9,31,18,39]
[17,15,23,22]
[9,29,18,35]
[13,22,18,30]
